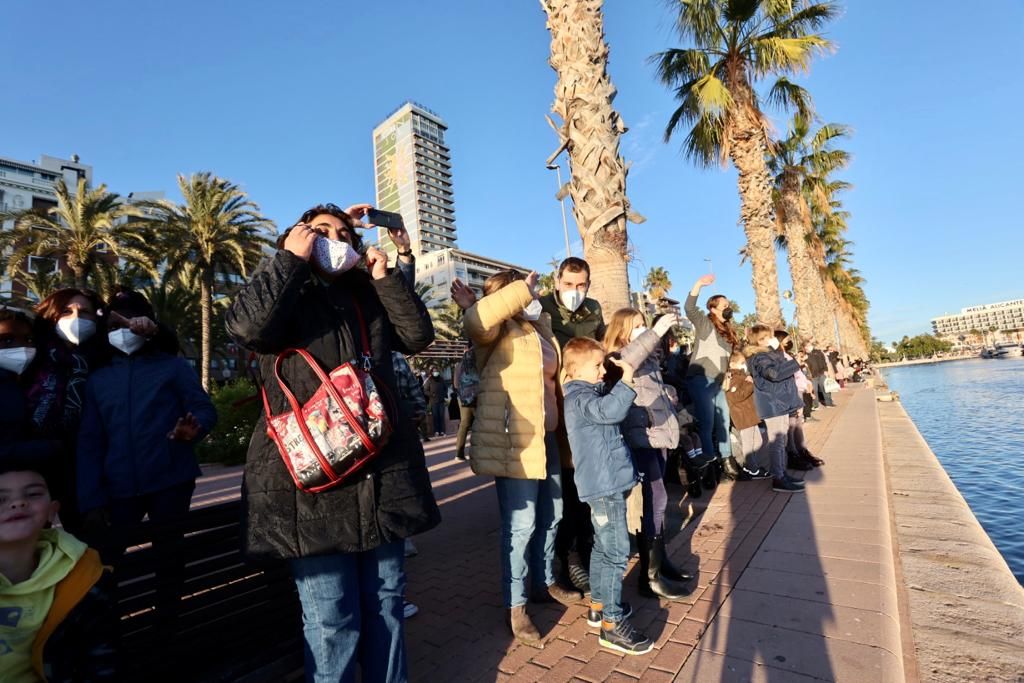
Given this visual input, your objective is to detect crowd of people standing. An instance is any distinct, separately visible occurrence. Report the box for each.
[1,199,862,681]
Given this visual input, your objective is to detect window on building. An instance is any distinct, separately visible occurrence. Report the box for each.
[27,256,58,274]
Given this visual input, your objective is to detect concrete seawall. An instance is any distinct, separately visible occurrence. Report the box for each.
[878,397,1024,682]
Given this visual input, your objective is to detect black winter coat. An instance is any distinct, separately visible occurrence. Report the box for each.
[225,250,440,561]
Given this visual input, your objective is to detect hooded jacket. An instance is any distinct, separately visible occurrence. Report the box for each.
[225,250,439,561]
[617,329,680,450]
[76,351,217,512]
[0,529,115,683]
[562,379,637,502]
[463,281,561,480]
[745,346,803,419]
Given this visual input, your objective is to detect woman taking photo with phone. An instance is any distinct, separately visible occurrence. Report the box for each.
[226,203,438,683]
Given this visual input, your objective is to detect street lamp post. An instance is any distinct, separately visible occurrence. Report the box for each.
[546,162,572,258]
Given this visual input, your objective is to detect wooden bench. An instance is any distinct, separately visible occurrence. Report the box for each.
[114,501,304,682]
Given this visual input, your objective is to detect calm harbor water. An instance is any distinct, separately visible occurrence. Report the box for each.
[882,358,1024,583]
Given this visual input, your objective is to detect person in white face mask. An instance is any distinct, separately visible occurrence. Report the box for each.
[537,257,605,597]
[603,308,693,600]
[23,288,111,534]
[225,202,438,682]
[77,288,217,625]
[459,268,582,644]
[0,309,38,444]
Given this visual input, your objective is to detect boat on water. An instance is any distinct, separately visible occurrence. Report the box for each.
[993,342,1024,358]
[980,347,997,359]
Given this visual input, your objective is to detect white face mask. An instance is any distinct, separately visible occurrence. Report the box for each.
[629,326,648,341]
[312,236,361,275]
[767,337,780,350]
[0,347,36,376]
[559,289,585,313]
[520,299,543,321]
[56,317,96,346]
[109,328,146,355]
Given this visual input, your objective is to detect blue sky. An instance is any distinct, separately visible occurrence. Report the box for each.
[4,1,1022,343]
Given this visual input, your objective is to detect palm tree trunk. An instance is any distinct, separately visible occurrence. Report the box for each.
[726,103,783,328]
[541,0,643,317]
[200,272,213,392]
[780,173,820,340]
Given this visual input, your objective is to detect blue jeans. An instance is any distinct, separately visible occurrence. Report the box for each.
[588,491,630,622]
[431,402,446,434]
[493,432,563,608]
[687,374,732,460]
[290,541,406,683]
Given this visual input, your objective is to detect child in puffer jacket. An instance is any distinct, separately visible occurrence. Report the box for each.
[745,325,806,494]
[561,337,652,657]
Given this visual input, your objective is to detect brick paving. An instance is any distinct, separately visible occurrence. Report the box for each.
[194,384,896,681]
[398,389,874,682]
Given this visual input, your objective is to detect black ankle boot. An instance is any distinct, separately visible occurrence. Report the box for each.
[638,535,690,600]
[654,533,693,581]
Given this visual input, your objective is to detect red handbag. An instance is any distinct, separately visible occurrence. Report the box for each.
[261,307,392,493]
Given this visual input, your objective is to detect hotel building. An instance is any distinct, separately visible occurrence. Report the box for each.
[931,299,1024,341]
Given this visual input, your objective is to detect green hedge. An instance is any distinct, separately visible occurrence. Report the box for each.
[196,378,261,466]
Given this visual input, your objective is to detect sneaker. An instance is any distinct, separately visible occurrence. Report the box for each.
[772,478,805,493]
[744,466,772,480]
[568,562,591,595]
[599,618,653,655]
[403,601,419,618]
[404,538,418,558]
[784,474,806,488]
[587,601,632,628]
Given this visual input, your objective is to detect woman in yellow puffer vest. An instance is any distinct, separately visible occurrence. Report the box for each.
[459,269,582,644]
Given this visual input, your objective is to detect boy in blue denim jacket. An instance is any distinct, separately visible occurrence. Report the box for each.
[561,337,652,656]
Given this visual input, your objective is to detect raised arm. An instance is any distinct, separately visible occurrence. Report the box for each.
[571,381,637,425]
[372,269,435,356]
[463,280,534,347]
[225,250,310,353]
[685,275,716,337]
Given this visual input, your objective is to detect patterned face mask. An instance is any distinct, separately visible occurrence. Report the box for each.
[312,236,361,275]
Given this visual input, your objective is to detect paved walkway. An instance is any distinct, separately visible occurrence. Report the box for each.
[194,383,905,681]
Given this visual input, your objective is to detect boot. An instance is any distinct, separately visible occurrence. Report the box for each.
[655,532,693,582]
[508,606,541,644]
[637,535,690,600]
[567,557,591,596]
[721,456,752,481]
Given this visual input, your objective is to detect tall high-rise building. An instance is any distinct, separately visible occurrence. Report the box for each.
[372,102,458,259]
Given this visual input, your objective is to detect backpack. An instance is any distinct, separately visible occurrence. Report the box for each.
[457,346,479,406]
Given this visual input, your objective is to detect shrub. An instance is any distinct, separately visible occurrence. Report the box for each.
[196,378,261,466]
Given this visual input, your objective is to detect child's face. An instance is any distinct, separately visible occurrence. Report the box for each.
[0,320,33,350]
[0,472,58,544]
[573,350,606,384]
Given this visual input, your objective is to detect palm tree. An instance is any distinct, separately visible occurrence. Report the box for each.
[643,266,672,300]
[541,0,646,316]
[0,177,154,290]
[141,173,273,390]
[653,0,837,328]
[769,113,850,343]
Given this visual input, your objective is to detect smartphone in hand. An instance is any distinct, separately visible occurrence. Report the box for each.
[367,208,404,230]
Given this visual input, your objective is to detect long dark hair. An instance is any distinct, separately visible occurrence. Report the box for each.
[276,203,364,252]
[706,294,739,349]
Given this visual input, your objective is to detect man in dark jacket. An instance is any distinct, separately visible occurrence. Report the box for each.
[539,257,603,595]
[225,203,438,683]
[803,341,836,407]
[422,366,448,437]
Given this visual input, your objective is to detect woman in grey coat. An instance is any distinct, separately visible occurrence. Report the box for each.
[604,309,692,600]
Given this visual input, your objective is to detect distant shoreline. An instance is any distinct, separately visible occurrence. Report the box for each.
[874,355,984,369]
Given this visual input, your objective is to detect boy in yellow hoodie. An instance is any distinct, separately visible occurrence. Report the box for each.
[0,458,115,682]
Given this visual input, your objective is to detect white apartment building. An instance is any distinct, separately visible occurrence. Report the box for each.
[0,154,93,299]
[372,102,458,259]
[415,247,531,307]
[931,299,1024,339]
